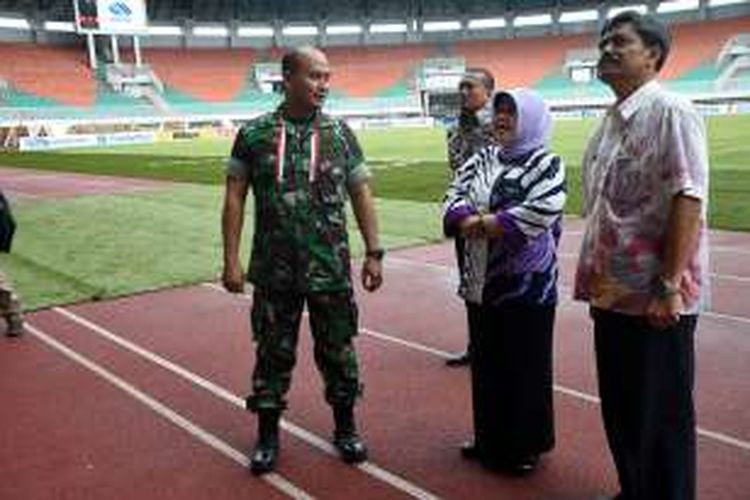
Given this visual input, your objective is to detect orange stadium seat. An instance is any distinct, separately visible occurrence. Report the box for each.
[453,34,593,89]
[661,16,750,80]
[0,43,96,106]
[1,15,748,108]
[142,48,256,102]
[325,44,435,97]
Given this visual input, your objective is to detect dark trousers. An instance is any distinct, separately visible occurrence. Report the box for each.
[456,237,472,354]
[593,308,697,500]
[471,301,556,463]
[466,302,482,435]
[246,288,361,412]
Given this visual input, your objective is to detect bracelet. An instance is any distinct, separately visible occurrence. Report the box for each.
[365,248,385,261]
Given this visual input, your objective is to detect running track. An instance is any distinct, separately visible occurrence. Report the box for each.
[1,169,749,499]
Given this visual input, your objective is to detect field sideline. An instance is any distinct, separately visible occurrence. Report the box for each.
[0,114,748,310]
[2,114,749,228]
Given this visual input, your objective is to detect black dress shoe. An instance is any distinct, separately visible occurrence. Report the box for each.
[445,351,470,367]
[460,441,480,460]
[501,454,539,476]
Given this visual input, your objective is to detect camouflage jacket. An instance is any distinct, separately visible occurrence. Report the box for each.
[227,106,370,293]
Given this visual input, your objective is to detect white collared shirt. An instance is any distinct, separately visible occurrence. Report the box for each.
[574,80,710,315]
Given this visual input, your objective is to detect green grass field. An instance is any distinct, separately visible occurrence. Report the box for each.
[1,114,749,310]
[2,114,747,224]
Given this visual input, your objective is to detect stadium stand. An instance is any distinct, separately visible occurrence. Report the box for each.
[0,7,748,120]
[142,48,256,102]
[662,16,750,80]
[0,43,96,107]
[453,34,592,89]
[325,44,434,98]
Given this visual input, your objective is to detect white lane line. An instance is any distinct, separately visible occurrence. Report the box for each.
[361,329,749,451]
[517,253,750,284]
[52,307,441,500]
[387,257,750,326]
[199,284,750,452]
[703,310,750,326]
[362,328,454,359]
[24,322,313,500]
[362,327,602,405]
[712,245,750,256]
[709,273,750,283]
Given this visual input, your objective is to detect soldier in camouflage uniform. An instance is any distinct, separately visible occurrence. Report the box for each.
[221,46,383,475]
[444,68,495,367]
[0,270,23,337]
[0,190,23,337]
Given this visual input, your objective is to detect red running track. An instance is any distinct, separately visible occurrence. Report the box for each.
[0,166,173,201]
[2,229,749,499]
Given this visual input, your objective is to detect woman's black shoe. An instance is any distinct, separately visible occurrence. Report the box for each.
[502,454,539,475]
[460,441,480,460]
[445,351,471,367]
[478,453,540,475]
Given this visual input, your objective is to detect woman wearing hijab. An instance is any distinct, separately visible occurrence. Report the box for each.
[443,89,566,474]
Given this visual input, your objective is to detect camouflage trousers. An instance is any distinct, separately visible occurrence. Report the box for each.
[246,288,362,413]
[0,268,21,317]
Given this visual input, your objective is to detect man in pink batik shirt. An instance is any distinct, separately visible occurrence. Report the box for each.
[574,11,709,500]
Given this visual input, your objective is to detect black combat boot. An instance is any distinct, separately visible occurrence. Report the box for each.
[332,405,368,463]
[250,410,280,474]
[5,313,23,337]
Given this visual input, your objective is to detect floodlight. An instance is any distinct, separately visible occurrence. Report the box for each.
[282,25,319,36]
[369,23,407,34]
[423,21,462,32]
[326,25,363,35]
[467,18,507,30]
[559,10,599,23]
[513,14,553,27]
[0,17,30,30]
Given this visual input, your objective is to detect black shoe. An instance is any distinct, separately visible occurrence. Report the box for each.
[460,440,480,460]
[333,405,368,463]
[500,454,539,476]
[250,443,279,475]
[5,313,23,337]
[250,410,280,475]
[445,351,470,367]
[334,432,368,463]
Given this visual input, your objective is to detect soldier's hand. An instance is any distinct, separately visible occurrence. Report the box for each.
[222,263,245,294]
[361,257,383,292]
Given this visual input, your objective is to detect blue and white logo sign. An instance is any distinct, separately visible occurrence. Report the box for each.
[96,0,146,33]
[108,1,133,19]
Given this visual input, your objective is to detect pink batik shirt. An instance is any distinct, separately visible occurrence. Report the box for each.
[574,80,710,316]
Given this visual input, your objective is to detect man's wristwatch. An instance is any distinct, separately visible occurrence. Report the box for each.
[654,277,679,300]
[365,248,385,261]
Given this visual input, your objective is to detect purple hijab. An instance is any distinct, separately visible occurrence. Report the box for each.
[494,88,552,161]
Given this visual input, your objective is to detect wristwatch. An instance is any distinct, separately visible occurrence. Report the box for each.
[654,277,679,299]
[365,248,385,261]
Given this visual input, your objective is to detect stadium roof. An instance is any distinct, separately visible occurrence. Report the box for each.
[0,0,611,22]
[0,1,746,33]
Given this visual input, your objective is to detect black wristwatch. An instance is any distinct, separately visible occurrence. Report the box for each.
[654,277,679,300]
[365,248,385,261]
